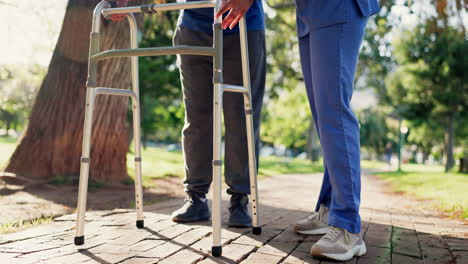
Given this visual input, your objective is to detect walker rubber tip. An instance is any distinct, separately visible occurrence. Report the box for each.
[136,220,144,229]
[74,236,84,245]
[212,246,222,257]
[252,227,262,235]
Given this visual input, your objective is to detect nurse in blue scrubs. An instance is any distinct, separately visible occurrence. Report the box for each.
[217,0,379,261]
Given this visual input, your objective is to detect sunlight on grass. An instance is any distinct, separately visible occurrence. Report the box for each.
[0,137,17,168]
[377,170,468,219]
[258,156,323,177]
[127,146,323,187]
[127,147,185,188]
[0,216,54,235]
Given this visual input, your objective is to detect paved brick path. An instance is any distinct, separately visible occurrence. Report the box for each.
[1,173,467,263]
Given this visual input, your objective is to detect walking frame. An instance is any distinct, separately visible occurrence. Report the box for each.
[74,0,261,257]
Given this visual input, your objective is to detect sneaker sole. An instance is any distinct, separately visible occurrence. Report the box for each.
[312,242,367,261]
[294,226,331,235]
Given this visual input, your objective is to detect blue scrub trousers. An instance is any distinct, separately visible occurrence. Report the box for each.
[298,0,368,234]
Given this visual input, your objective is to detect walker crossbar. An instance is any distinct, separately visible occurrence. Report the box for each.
[74,1,261,257]
[91,46,216,61]
[102,1,216,16]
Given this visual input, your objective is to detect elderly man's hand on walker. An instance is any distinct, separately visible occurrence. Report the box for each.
[215,0,254,30]
[102,0,129,22]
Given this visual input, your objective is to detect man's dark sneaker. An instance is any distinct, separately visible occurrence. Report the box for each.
[228,194,252,228]
[171,192,210,223]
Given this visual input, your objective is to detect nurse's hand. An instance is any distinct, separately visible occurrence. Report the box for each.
[215,0,254,30]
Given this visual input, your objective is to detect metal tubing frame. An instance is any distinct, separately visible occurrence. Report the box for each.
[102,1,215,16]
[75,3,143,243]
[91,46,215,61]
[239,17,260,229]
[74,0,261,256]
[211,1,223,253]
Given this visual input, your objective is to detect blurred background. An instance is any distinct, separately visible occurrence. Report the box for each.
[0,0,466,231]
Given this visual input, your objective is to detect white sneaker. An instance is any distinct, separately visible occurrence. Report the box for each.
[293,204,331,235]
[311,226,366,261]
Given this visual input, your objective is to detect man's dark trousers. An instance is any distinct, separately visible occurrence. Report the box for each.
[174,26,266,196]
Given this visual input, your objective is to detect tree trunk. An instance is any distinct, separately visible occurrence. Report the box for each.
[5,0,145,183]
[444,114,455,172]
[459,157,468,173]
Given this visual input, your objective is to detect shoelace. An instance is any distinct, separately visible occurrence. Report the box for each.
[323,226,341,241]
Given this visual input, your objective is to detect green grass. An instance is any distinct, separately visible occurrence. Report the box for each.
[258,156,323,177]
[375,165,468,219]
[0,216,54,235]
[127,146,323,187]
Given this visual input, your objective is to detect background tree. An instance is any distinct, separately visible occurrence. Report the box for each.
[139,10,183,145]
[5,0,147,182]
[357,108,392,159]
[387,25,467,171]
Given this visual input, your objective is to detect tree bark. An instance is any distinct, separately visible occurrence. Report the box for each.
[5,0,145,183]
[444,113,455,172]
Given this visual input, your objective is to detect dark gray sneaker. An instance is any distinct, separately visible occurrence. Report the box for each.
[228,194,252,228]
[171,192,210,223]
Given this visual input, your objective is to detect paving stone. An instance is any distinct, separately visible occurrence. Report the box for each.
[392,253,423,264]
[242,252,284,263]
[157,224,195,240]
[126,239,165,252]
[107,231,151,246]
[172,226,212,245]
[2,173,467,264]
[216,243,256,262]
[357,246,391,264]
[364,230,391,248]
[281,250,320,264]
[445,237,468,251]
[293,242,314,253]
[191,236,231,255]
[120,256,160,264]
[272,228,307,243]
[418,234,448,249]
[158,248,206,264]
[256,242,297,257]
[138,241,184,259]
[421,246,455,264]
[233,228,280,247]
[39,252,94,264]
[453,250,468,264]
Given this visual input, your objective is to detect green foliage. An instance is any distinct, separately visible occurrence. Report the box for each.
[139,12,183,143]
[261,84,310,150]
[357,108,392,157]
[0,136,17,168]
[386,25,467,169]
[0,65,45,133]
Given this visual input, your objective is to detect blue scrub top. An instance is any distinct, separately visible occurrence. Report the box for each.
[295,0,380,37]
[178,0,265,34]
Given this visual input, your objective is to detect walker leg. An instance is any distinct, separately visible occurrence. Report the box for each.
[239,17,261,235]
[128,14,144,229]
[211,14,224,256]
[75,88,96,245]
